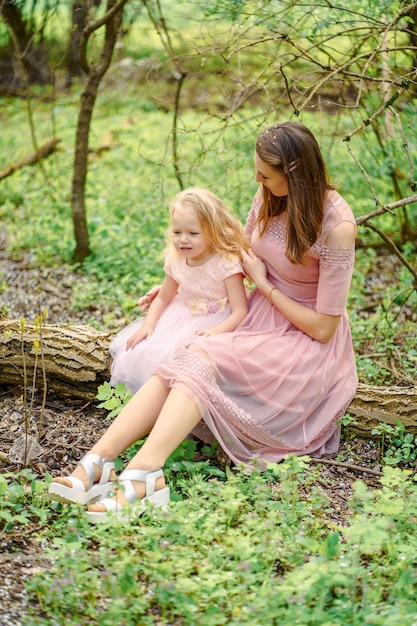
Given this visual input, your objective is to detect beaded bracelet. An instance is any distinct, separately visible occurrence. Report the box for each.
[269,286,277,303]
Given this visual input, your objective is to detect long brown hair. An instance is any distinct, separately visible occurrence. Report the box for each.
[255,121,335,264]
[166,187,248,259]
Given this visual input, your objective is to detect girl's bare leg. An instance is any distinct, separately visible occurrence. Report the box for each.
[53,376,170,488]
[88,386,202,511]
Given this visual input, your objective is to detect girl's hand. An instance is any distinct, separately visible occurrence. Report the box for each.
[126,326,154,350]
[241,248,267,285]
[138,285,162,313]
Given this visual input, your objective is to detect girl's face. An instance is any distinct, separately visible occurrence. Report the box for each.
[171,207,212,264]
[254,152,288,197]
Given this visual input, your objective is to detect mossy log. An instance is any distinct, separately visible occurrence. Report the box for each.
[0,319,416,434]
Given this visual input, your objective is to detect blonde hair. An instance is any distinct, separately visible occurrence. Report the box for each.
[255,121,336,264]
[166,187,248,259]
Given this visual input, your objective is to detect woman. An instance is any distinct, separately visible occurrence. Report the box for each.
[49,121,358,521]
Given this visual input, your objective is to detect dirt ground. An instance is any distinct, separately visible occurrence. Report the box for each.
[0,237,395,625]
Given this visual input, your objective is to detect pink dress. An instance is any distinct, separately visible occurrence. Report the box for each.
[155,190,358,467]
[109,253,244,393]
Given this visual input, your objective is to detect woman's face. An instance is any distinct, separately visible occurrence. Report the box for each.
[254,152,288,197]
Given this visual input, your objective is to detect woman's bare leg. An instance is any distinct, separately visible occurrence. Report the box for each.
[88,387,203,511]
[53,376,170,488]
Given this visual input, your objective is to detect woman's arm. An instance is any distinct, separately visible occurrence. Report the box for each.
[242,221,356,344]
[195,273,248,337]
[126,276,178,349]
[137,285,162,313]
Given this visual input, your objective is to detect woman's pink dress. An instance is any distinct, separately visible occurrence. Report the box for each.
[155,190,358,467]
[109,253,244,393]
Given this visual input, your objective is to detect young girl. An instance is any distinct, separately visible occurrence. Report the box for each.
[109,187,249,394]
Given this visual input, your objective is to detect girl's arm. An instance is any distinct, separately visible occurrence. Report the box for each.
[126,276,178,349]
[242,221,356,344]
[196,273,248,337]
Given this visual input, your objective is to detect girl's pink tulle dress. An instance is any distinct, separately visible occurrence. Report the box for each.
[155,190,358,467]
[109,253,244,393]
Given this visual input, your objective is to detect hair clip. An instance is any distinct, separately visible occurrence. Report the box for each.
[284,159,301,173]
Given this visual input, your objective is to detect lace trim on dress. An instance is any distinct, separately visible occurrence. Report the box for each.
[264,218,286,247]
[263,217,355,269]
[311,243,355,269]
[163,349,281,447]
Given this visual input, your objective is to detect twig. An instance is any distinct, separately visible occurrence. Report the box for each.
[356,194,417,224]
[362,222,417,285]
[309,457,383,477]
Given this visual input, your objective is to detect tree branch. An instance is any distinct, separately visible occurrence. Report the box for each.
[356,195,417,224]
[0,138,61,180]
[360,222,417,285]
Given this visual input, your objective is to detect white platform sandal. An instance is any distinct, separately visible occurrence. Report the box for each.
[86,468,170,523]
[48,454,115,505]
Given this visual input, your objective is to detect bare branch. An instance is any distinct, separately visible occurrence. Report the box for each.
[356,195,417,225]
[360,222,417,285]
[79,0,129,74]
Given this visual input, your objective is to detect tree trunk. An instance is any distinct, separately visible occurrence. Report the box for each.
[71,69,102,262]
[71,0,128,263]
[1,319,416,435]
[0,0,50,89]
[66,1,101,86]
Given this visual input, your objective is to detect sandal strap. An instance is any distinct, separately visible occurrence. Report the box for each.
[78,454,115,489]
[95,497,122,513]
[118,468,163,502]
[60,475,86,493]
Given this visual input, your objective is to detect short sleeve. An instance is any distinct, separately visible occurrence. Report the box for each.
[221,258,245,279]
[315,244,355,315]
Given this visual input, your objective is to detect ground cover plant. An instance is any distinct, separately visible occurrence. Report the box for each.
[2,454,417,624]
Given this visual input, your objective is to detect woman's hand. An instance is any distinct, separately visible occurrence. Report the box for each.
[241,248,268,287]
[137,285,162,313]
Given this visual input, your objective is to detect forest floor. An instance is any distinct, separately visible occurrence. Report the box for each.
[0,237,404,625]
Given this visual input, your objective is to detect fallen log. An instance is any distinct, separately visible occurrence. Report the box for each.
[0,319,416,434]
[346,384,417,436]
[0,319,111,399]
[0,138,61,181]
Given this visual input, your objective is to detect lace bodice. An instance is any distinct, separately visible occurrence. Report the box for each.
[164,253,243,314]
[245,190,356,315]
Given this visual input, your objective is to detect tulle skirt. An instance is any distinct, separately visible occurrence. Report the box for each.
[155,288,358,468]
[109,294,234,394]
